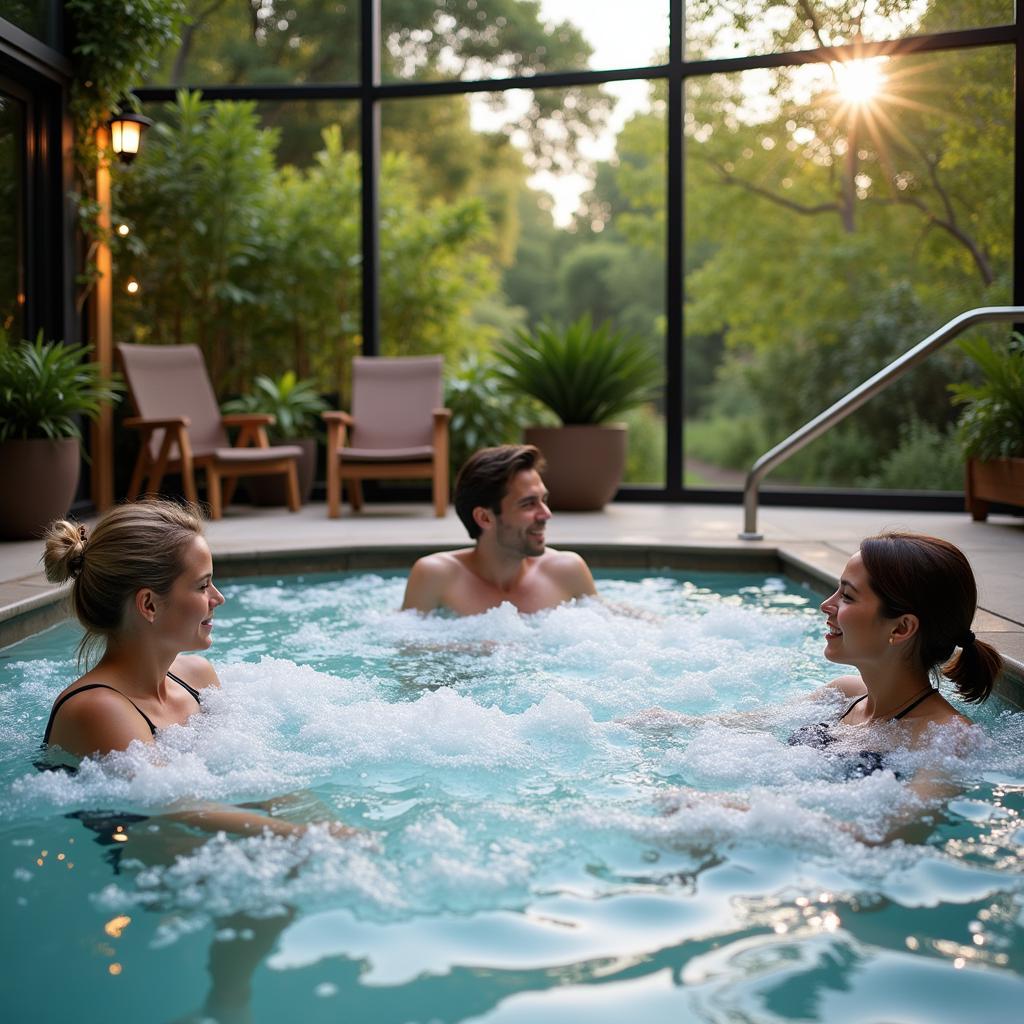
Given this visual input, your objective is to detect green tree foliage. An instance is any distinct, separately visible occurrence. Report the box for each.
[152,0,611,173]
[684,0,1010,54]
[113,92,497,395]
[677,0,1014,486]
[113,91,277,389]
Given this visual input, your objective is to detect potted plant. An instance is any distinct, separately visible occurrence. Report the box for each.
[950,333,1024,521]
[0,335,124,539]
[222,370,327,504]
[445,352,550,479]
[495,315,661,510]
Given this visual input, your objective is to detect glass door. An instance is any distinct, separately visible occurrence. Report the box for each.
[0,86,25,342]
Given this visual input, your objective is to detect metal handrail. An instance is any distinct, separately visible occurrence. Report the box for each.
[739,305,1024,540]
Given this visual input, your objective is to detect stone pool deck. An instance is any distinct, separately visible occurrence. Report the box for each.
[2,500,1022,699]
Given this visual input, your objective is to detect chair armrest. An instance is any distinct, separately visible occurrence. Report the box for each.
[432,408,452,422]
[322,410,352,453]
[322,411,354,427]
[222,413,276,428]
[124,415,191,430]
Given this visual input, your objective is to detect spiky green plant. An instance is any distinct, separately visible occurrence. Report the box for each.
[950,334,1024,460]
[222,370,328,440]
[0,334,123,442]
[495,315,662,425]
[445,353,553,474]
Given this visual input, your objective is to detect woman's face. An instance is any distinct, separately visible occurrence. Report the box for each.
[819,551,894,668]
[155,536,225,652]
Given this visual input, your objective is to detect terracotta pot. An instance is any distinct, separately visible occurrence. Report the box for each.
[0,437,81,540]
[247,436,318,506]
[524,424,627,511]
[965,456,1024,521]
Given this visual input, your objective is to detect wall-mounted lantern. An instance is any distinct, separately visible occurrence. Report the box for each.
[108,111,153,164]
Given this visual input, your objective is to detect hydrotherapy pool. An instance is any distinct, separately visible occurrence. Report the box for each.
[1,568,1022,1023]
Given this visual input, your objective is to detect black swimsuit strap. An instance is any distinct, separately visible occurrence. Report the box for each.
[167,670,202,704]
[836,694,868,723]
[836,688,936,727]
[893,688,936,720]
[42,672,201,745]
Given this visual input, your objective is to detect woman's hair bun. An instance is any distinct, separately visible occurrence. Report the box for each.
[42,519,89,583]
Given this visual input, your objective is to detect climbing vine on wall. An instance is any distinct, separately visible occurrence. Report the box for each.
[65,0,185,307]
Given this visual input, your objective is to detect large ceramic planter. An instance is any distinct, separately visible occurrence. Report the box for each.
[965,456,1024,521]
[524,424,626,511]
[247,436,318,506]
[0,437,81,540]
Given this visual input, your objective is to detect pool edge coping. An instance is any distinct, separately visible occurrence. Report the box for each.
[2,540,1022,706]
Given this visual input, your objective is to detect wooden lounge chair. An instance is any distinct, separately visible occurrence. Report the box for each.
[117,343,302,519]
[323,356,451,517]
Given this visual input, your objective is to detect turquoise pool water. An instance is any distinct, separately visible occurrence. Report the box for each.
[1,569,1022,1023]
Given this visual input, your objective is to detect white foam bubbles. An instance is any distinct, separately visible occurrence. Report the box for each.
[4,569,1023,962]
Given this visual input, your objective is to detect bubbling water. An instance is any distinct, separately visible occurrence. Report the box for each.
[3,570,1023,975]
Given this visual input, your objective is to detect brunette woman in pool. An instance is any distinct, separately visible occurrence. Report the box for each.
[814,531,1003,741]
[639,533,1004,838]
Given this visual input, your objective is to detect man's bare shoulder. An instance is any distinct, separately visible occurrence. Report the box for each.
[411,548,476,576]
[537,548,597,598]
[402,549,475,611]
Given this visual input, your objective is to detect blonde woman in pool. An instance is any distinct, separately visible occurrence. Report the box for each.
[42,498,352,838]
[43,499,223,757]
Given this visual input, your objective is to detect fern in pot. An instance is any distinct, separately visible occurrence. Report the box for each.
[0,335,123,539]
[222,371,327,504]
[495,315,661,510]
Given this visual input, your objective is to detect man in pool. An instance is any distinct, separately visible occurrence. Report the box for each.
[401,444,597,615]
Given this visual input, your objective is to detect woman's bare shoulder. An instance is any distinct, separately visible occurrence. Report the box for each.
[171,654,221,690]
[47,684,153,756]
[807,675,864,701]
[912,694,972,729]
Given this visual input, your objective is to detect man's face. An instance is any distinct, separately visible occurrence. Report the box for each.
[492,469,552,557]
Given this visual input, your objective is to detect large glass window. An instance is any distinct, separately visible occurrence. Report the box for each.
[683,45,1013,491]
[381,83,666,484]
[124,0,1020,501]
[0,87,25,342]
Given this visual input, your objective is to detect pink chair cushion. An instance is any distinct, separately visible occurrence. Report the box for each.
[340,445,434,462]
[349,356,442,451]
[213,446,303,464]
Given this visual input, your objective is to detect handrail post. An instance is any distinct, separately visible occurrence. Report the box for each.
[738,306,1024,540]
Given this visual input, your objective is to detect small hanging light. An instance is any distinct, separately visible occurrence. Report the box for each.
[108,112,153,164]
